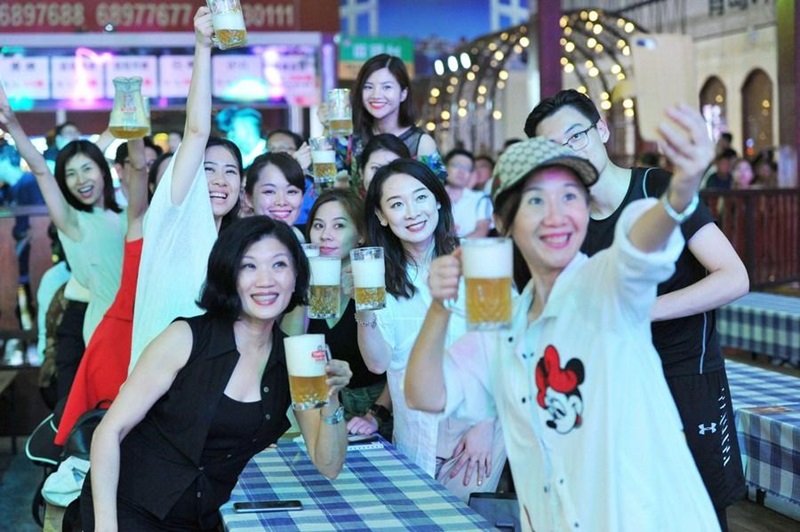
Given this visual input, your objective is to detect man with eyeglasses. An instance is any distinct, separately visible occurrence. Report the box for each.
[524,89,748,531]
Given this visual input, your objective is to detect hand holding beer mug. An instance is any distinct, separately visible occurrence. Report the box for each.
[310,137,337,192]
[284,334,330,410]
[453,238,513,330]
[308,256,341,319]
[349,247,386,311]
[206,0,248,50]
[327,89,353,137]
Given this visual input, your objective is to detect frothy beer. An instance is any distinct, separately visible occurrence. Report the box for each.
[212,10,247,49]
[328,118,353,137]
[311,150,337,179]
[284,334,329,410]
[308,257,341,319]
[462,238,513,330]
[351,253,386,311]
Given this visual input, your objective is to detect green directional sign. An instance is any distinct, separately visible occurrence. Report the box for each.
[338,36,415,79]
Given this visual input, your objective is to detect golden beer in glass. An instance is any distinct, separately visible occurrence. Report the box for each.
[462,238,513,330]
[328,89,353,136]
[350,247,386,311]
[284,334,329,410]
[308,256,341,319]
[206,0,248,50]
[310,137,336,191]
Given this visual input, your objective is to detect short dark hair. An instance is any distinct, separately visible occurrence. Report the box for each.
[198,215,309,320]
[267,129,304,151]
[114,136,163,166]
[444,148,474,166]
[358,133,411,172]
[475,154,495,167]
[305,189,366,244]
[54,140,121,213]
[365,159,456,299]
[245,152,306,197]
[524,89,601,138]
[352,54,415,141]
[717,148,738,161]
[206,136,243,229]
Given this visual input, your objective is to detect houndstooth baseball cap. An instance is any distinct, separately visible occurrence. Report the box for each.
[491,137,599,203]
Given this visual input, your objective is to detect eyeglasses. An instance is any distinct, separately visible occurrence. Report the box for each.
[562,122,597,151]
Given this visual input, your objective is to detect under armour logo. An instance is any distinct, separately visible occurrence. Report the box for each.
[698,423,717,435]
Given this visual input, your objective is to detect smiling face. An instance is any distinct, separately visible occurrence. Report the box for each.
[204,145,241,221]
[510,167,590,278]
[363,148,401,191]
[361,67,408,124]
[236,236,297,323]
[309,200,362,260]
[64,153,106,208]
[248,162,304,225]
[535,106,609,178]
[376,172,440,251]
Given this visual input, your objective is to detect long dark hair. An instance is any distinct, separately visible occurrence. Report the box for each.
[205,136,243,229]
[352,54,415,142]
[364,159,456,299]
[54,140,121,213]
[198,216,309,321]
[245,152,306,197]
[357,133,411,173]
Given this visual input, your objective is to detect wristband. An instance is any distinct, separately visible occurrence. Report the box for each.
[323,405,345,425]
[660,192,699,224]
[355,313,377,328]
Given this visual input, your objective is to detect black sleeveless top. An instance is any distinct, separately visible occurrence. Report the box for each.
[308,298,386,389]
[581,167,723,377]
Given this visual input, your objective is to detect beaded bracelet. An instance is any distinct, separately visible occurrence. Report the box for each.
[355,313,377,328]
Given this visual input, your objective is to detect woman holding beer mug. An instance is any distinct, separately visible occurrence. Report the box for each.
[130,6,244,371]
[357,159,506,501]
[243,152,307,241]
[296,189,392,439]
[84,216,351,531]
[405,116,721,529]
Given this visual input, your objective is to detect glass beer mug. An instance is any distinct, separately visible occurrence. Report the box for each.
[109,77,150,140]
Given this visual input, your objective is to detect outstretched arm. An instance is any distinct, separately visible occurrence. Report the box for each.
[405,250,463,413]
[169,7,214,206]
[0,84,75,237]
[124,138,149,240]
[628,104,713,253]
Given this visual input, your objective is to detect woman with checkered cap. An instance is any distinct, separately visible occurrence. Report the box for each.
[405,106,720,531]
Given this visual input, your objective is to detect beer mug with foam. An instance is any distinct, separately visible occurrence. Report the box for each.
[327,89,353,136]
[301,243,320,258]
[308,256,341,319]
[283,334,329,410]
[349,247,386,311]
[309,137,336,192]
[206,0,248,50]
[460,237,513,330]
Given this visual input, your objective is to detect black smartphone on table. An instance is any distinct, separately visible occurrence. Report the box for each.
[232,500,303,513]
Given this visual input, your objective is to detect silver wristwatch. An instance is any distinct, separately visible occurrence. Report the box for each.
[323,405,345,425]
[660,193,699,224]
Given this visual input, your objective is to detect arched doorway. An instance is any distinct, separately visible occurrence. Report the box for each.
[741,69,773,158]
[699,76,727,144]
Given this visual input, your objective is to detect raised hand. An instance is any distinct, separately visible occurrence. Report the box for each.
[194,6,214,48]
[657,104,714,206]
[325,359,352,398]
[428,248,463,305]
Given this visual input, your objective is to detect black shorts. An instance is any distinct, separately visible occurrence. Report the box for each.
[666,367,746,510]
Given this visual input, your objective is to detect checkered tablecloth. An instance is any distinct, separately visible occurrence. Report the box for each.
[220,439,495,531]
[718,292,800,363]
[726,360,800,505]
